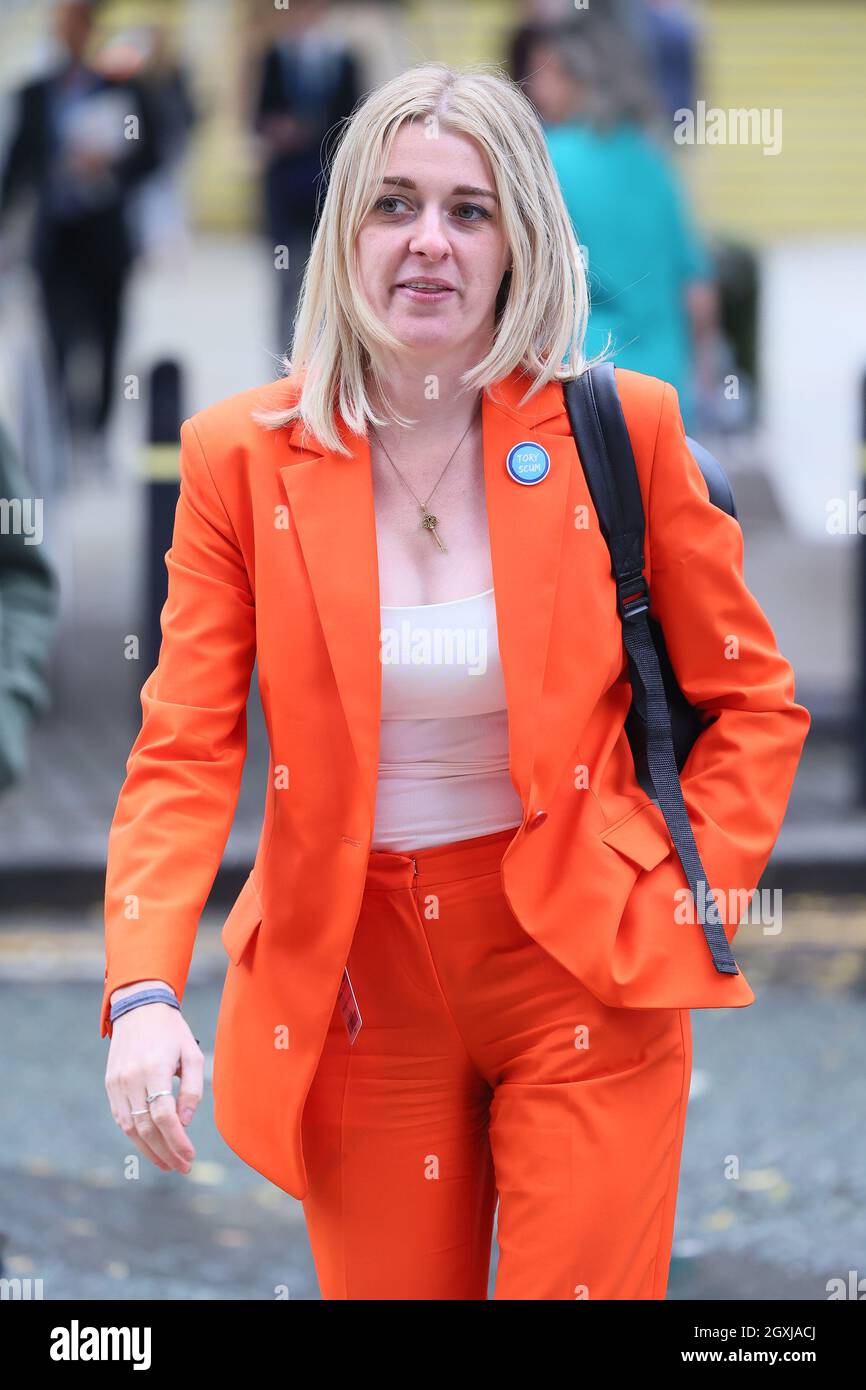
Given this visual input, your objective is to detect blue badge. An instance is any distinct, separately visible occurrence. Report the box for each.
[505,441,551,486]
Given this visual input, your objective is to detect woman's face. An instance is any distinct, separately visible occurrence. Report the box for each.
[525,43,583,125]
[355,120,512,360]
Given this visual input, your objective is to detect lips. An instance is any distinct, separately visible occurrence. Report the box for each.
[396,280,455,291]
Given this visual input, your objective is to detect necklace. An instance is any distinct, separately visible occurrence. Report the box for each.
[368,399,481,554]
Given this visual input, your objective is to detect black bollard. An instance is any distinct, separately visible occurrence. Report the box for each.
[142,360,183,683]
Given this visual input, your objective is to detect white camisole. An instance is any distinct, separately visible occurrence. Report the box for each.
[371,586,525,851]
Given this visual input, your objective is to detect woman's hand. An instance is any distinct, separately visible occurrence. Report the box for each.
[104,981,204,1174]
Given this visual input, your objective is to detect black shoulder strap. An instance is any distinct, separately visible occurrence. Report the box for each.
[562,363,739,977]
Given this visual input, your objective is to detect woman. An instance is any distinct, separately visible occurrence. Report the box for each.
[101,63,810,1301]
[523,17,719,433]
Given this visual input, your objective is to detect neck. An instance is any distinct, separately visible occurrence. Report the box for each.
[365,359,485,507]
[367,355,484,443]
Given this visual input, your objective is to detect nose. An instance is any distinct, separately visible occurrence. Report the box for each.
[407,206,452,260]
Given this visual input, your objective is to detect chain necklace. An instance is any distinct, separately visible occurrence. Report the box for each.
[368,399,481,554]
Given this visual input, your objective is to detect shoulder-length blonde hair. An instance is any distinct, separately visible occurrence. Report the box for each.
[252,60,611,454]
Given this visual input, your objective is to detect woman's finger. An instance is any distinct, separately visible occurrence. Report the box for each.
[106,1088,172,1172]
[175,1037,205,1127]
[140,1072,196,1170]
[125,1080,190,1171]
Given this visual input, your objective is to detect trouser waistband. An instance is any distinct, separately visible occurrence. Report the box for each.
[364,824,519,892]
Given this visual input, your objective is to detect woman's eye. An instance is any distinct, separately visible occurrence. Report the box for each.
[375,195,408,215]
[454,204,491,222]
[372,197,491,222]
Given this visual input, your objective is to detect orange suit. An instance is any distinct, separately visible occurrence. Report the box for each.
[100,366,810,1227]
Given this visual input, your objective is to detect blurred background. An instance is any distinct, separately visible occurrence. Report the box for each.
[1,0,864,1302]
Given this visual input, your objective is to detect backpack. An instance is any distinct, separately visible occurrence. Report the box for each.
[563,362,740,976]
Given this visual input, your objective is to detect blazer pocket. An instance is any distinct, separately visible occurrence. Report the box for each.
[221,872,264,964]
[600,800,675,872]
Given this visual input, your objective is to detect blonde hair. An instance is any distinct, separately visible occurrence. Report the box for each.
[252,60,612,454]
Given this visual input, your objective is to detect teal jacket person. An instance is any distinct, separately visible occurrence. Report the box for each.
[0,419,59,792]
[545,119,713,431]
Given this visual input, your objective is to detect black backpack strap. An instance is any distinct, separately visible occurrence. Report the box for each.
[563,363,739,977]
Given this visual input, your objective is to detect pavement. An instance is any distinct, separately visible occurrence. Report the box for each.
[2,932,865,1300]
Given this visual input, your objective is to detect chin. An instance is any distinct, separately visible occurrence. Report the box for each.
[390,320,458,351]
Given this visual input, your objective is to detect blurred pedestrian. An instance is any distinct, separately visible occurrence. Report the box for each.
[0,0,161,452]
[252,0,360,355]
[132,22,198,263]
[524,16,718,431]
[635,0,702,123]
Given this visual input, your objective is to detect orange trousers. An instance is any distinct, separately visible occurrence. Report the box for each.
[300,825,692,1300]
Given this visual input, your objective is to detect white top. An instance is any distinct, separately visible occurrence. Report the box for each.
[371,587,525,851]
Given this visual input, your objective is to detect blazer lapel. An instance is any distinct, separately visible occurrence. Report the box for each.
[278,421,383,823]
[481,373,578,810]
[277,368,611,826]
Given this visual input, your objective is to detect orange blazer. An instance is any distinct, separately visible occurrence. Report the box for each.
[101,365,810,1199]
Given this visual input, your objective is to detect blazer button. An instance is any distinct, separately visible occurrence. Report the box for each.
[526,810,547,831]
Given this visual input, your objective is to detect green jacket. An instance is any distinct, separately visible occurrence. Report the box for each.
[0,418,59,792]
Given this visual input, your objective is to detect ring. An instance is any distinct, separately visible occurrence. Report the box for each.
[145,1089,174,1104]
[129,1107,149,1116]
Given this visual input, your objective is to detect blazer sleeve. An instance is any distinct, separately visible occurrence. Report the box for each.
[646,381,810,937]
[100,419,256,1037]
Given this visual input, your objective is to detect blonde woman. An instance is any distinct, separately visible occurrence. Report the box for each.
[101,63,810,1301]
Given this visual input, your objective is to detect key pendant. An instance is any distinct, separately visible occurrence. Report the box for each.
[420,508,446,553]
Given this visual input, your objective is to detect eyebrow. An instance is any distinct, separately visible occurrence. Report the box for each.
[381,175,499,203]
